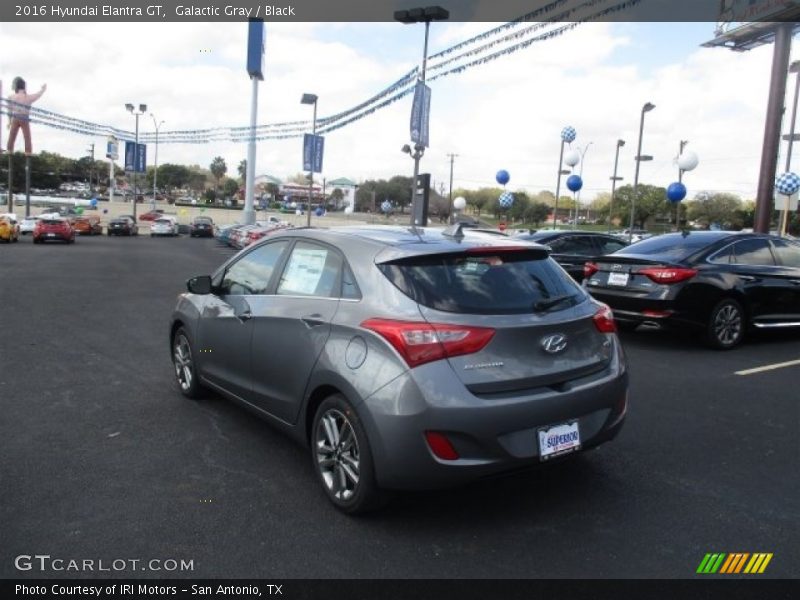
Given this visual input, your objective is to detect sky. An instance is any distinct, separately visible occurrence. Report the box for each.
[1,19,798,203]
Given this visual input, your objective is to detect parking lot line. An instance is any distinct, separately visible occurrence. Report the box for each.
[735,359,800,376]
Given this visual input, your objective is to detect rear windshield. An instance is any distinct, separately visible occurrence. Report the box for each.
[379,250,584,314]
[42,219,63,225]
[621,233,727,260]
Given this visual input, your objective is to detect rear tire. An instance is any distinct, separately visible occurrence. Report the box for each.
[311,394,389,514]
[171,327,205,399]
[706,297,745,350]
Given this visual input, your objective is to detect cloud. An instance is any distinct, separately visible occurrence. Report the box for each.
[0,21,790,201]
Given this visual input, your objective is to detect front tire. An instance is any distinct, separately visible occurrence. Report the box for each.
[706,297,745,350]
[172,327,204,399]
[311,394,387,514]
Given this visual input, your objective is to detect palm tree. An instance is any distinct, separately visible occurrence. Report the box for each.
[237,159,247,182]
[209,156,227,198]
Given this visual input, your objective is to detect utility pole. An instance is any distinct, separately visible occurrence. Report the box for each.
[447,152,458,223]
[87,142,95,193]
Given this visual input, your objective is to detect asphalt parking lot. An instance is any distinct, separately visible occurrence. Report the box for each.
[1,234,797,579]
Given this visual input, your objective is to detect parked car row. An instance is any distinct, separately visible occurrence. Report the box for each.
[214,218,290,249]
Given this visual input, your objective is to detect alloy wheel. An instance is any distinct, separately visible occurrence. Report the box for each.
[173,334,194,392]
[315,409,360,502]
[713,303,742,347]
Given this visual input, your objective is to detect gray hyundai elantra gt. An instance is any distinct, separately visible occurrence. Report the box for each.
[170,225,629,513]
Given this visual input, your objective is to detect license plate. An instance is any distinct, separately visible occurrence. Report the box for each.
[608,272,629,286]
[538,421,581,461]
[47,233,55,237]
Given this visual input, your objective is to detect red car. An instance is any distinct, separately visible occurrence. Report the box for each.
[139,209,165,222]
[33,217,75,244]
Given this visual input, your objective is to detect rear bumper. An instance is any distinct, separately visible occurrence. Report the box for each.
[358,339,628,491]
[587,290,705,330]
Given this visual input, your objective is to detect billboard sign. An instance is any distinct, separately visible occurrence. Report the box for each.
[106,136,119,160]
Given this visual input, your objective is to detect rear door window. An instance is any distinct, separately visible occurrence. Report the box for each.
[277,241,344,298]
[548,236,597,256]
[771,239,800,267]
[380,250,583,314]
[732,239,775,266]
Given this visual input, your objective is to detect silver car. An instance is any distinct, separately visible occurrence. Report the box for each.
[170,226,629,513]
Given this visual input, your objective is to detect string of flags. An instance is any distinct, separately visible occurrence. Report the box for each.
[0,0,641,145]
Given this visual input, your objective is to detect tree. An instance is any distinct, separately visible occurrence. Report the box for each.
[524,202,551,226]
[611,184,669,229]
[237,159,247,182]
[288,172,311,185]
[209,156,227,195]
[330,188,344,209]
[222,177,240,200]
[686,192,743,229]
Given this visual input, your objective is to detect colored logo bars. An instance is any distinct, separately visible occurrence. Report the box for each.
[696,552,773,574]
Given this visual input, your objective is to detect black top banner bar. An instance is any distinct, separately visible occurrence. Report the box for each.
[3,579,799,600]
[3,0,796,23]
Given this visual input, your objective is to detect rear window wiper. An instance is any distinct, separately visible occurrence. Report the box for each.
[533,294,575,312]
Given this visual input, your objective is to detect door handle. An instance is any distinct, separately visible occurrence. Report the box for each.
[739,275,757,282]
[301,314,326,328]
[790,279,800,285]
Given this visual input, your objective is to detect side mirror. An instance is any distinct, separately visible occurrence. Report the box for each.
[187,275,212,295]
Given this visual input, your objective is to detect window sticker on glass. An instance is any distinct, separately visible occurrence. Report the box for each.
[279,248,329,295]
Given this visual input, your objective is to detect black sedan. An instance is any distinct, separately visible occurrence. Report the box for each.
[189,216,214,238]
[516,231,629,282]
[107,216,139,236]
[583,231,800,349]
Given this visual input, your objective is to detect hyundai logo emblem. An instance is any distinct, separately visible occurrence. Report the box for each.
[612,264,624,272]
[541,333,568,354]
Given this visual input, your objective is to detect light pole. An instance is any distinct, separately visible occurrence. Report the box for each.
[608,139,625,233]
[301,93,318,228]
[150,114,164,210]
[675,140,688,230]
[125,102,147,220]
[395,5,449,226]
[447,152,458,223]
[574,142,592,225]
[629,102,655,243]
[779,61,800,236]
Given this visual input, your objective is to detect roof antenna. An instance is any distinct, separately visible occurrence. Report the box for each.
[442,222,465,240]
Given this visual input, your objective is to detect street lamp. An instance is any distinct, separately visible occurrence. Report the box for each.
[125,102,147,220]
[150,114,164,210]
[629,102,655,243]
[395,5,449,226]
[608,139,625,233]
[301,92,318,228]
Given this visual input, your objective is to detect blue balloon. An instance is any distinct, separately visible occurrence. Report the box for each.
[315,207,324,217]
[566,174,583,192]
[495,170,510,186]
[90,198,98,207]
[667,182,687,203]
[381,200,392,214]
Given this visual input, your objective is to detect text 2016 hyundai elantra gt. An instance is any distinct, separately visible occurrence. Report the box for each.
[170,226,629,513]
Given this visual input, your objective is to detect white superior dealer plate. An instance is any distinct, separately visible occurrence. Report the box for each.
[608,272,629,286]
[538,421,581,461]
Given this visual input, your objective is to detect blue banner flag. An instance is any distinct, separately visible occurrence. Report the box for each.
[410,81,431,148]
[303,134,325,173]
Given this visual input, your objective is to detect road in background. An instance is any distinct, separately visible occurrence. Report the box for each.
[1,235,797,578]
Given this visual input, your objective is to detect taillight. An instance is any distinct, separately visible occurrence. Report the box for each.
[360,318,495,368]
[584,261,599,278]
[593,304,617,333]
[425,431,459,461]
[638,267,697,284]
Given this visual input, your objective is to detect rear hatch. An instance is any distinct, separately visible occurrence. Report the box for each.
[40,219,68,232]
[377,247,614,395]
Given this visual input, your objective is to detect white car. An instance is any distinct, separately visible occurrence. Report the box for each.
[19,216,40,234]
[150,217,180,237]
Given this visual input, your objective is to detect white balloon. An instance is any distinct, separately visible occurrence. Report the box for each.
[563,149,581,167]
[678,150,699,172]
[453,196,466,210]
[295,209,302,215]
[344,206,354,214]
